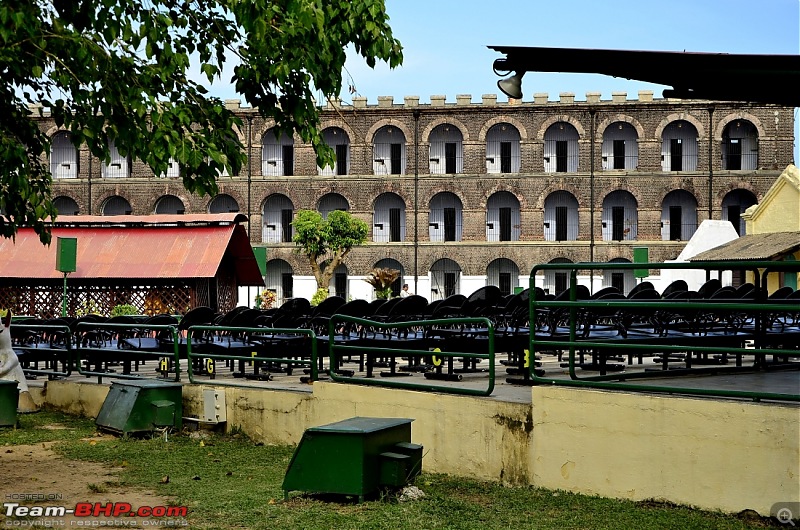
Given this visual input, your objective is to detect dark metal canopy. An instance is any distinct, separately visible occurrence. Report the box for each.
[489,46,800,106]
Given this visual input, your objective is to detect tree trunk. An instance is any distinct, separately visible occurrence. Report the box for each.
[311,248,351,290]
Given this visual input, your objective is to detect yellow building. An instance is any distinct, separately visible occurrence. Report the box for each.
[744,164,800,235]
[743,164,800,291]
[693,165,800,292]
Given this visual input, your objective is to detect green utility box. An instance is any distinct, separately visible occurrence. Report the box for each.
[96,380,182,435]
[283,417,422,501]
[0,380,19,427]
[633,246,649,279]
[56,237,78,273]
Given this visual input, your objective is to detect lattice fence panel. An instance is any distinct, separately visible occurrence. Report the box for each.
[217,280,237,314]
[194,279,210,309]
[1,284,193,318]
[0,287,33,317]
[142,287,192,315]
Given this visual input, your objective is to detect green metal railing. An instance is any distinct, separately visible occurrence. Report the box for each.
[185,325,318,386]
[528,260,800,402]
[328,315,496,396]
[75,322,181,383]
[13,323,73,379]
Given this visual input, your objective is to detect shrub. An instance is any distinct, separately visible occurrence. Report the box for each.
[310,288,329,307]
[110,304,139,317]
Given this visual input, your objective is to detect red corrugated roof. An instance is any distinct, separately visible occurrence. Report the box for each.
[0,215,264,285]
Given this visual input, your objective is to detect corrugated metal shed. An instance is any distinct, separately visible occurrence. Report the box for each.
[689,232,800,261]
[0,214,264,285]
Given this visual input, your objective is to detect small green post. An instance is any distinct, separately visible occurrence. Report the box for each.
[56,237,78,317]
[62,273,68,317]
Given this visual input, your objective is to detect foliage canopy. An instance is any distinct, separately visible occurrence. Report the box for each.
[292,209,368,289]
[1,0,402,243]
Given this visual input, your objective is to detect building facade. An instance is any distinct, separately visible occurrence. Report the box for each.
[42,91,796,303]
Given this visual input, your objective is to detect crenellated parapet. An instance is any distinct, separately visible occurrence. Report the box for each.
[214,90,670,112]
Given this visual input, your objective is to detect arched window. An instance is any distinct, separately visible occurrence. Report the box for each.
[429,124,463,175]
[328,264,348,300]
[101,139,130,178]
[373,125,406,175]
[317,193,349,218]
[50,131,78,179]
[265,259,294,305]
[543,258,573,296]
[428,192,462,242]
[487,258,520,296]
[100,196,132,216]
[544,122,579,172]
[661,190,698,241]
[721,189,757,236]
[154,195,185,214]
[486,123,520,173]
[722,120,758,170]
[262,194,294,243]
[375,258,405,297]
[208,194,240,213]
[53,196,79,216]
[318,127,349,176]
[544,191,579,241]
[661,121,698,171]
[486,191,520,241]
[430,258,461,300]
[373,193,406,243]
[603,258,635,295]
[601,122,638,170]
[602,190,638,241]
[262,129,294,176]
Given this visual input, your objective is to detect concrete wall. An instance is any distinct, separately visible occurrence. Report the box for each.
[32,380,110,418]
[30,380,799,516]
[182,382,533,485]
[530,386,800,516]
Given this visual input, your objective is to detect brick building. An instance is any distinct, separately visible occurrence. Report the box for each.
[42,91,796,303]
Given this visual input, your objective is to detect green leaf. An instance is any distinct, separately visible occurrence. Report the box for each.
[0,0,402,244]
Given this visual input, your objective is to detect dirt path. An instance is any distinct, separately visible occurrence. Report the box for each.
[0,439,187,527]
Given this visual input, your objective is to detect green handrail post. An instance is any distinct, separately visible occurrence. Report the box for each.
[328,314,495,397]
[75,322,181,383]
[186,325,317,388]
[528,260,800,402]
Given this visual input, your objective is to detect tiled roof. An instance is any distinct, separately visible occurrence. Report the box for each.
[690,232,800,261]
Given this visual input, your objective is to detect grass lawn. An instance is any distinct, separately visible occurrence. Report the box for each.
[0,411,780,529]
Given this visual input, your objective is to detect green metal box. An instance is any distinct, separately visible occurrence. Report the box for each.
[393,441,423,479]
[379,452,411,487]
[0,380,19,427]
[252,246,267,277]
[56,237,78,273]
[283,417,417,501]
[150,400,178,428]
[633,246,649,279]
[96,380,182,435]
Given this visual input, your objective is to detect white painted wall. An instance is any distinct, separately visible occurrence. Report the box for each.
[661,220,739,291]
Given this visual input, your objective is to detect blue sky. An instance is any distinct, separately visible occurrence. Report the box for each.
[335,0,800,163]
[203,0,799,161]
